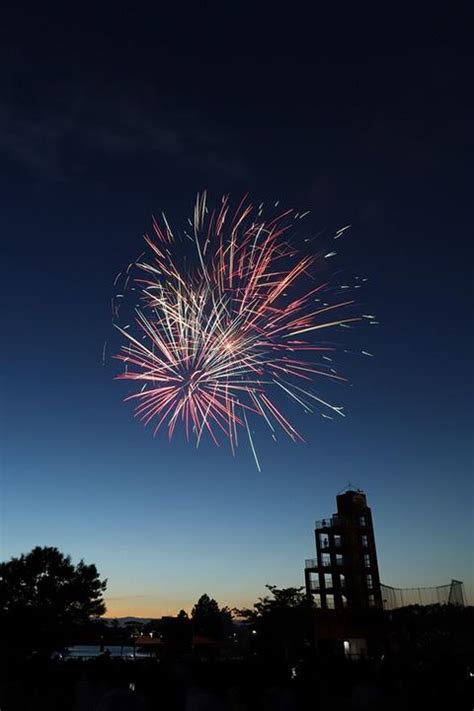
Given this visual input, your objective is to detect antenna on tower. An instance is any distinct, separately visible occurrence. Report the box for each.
[337,482,362,494]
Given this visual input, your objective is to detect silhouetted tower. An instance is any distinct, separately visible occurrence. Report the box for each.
[304,489,382,610]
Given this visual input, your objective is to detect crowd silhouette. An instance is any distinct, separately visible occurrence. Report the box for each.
[2,649,473,710]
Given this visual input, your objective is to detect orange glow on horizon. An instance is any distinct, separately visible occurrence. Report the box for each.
[104,595,254,619]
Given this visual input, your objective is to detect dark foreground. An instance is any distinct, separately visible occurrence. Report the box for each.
[1,654,472,710]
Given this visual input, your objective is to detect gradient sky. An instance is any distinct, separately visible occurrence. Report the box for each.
[1,7,472,615]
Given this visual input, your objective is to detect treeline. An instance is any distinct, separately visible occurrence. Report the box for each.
[1,546,472,668]
[0,547,314,663]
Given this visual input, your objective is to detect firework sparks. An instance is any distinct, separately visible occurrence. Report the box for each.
[113,193,369,467]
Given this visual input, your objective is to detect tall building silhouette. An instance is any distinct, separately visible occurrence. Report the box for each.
[305,489,382,611]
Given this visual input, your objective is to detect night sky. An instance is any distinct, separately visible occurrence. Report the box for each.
[2,7,472,615]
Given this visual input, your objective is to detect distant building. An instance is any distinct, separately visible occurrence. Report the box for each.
[304,488,382,612]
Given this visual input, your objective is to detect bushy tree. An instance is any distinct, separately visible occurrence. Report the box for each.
[0,546,107,656]
[162,609,193,651]
[191,594,232,640]
[236,585,315,662]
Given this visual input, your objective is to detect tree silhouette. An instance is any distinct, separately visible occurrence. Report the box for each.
[236,585,314,662]
[160,609,192,651]
[0,546,107,656]
[191,594,231,640]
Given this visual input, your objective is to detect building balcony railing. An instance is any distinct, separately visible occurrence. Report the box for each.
[315,515,354,530]
[306,557,345,569]
[309,579,346,592]
[316,514,368,530]
[320,541,342,549]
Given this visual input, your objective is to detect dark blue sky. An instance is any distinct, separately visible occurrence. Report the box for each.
[2,7,472,614]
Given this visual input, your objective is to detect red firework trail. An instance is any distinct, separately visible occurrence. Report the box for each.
[113,193,371,469]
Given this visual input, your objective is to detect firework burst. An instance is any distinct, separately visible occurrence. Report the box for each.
[113,193,370,469]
